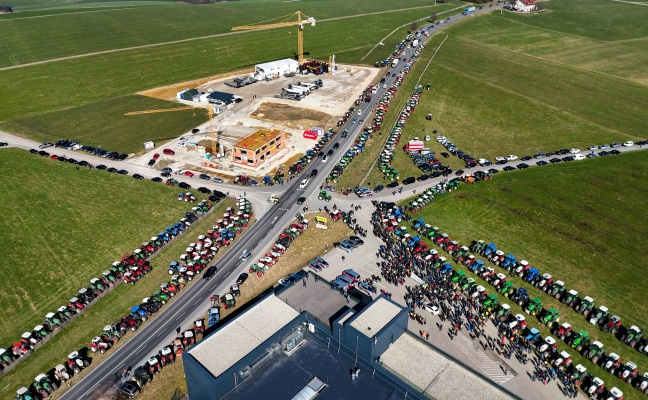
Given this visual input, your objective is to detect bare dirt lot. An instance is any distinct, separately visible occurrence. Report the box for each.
[138,68,254,100]
[250,102,333,129]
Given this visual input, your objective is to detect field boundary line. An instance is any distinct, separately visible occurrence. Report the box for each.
[0,5,449,72]
[612,0,648,6]
[361,6,464,61]
[0,5,156,22]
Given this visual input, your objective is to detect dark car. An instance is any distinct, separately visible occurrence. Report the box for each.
[562,156,574,162]
[151,177,163,183]
[440,152,449,158]
[38,150,49,157]
[57,156,67,162]
[417,174,429,181]
[118,169,128,175]
[148,159,156,166]
[455,169,464,176]
[0,142,8,147]
[516,163,529,169]
[199,173,211,180]
[29,149,38,154]
[317,151,324,158]
[203,266,217,281]
[191,128,200,134]
[236,273,249,285]
[179,182,191,189]
[96,164,107,170]
[536,160,548,166]
[386,181,399,188]
[78,161,90,167]
[310,169,318,178]
[118,381,141,399]
[198,187,211,194]
[521,156,532,161]
[610,149,621,155]
[66,158,78,164]
[333,143,340,149]
[161,172,171,178]
[488,168,499,174]
[402,177,415,185]
[534,153,546,159]
[503,166,516,172]
[107,167,118,173]
[327,149,334,156]
[348,236,364,247]
[161,167,172,174]
[132,174,144,180]
[374,184,384,192]
[118,153,128,160]
[495,160,507,165]
[549,158,562,164]
[297,196,307,205]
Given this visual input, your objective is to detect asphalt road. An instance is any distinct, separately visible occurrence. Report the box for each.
[52,20,418,399]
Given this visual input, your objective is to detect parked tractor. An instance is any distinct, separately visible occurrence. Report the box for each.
[53,364,71,383]
[145,355,162,375]
[603,315,622,334]
[221,293,236,309]
[549,280,566,300]
[620,326,643,348]
[499,281,515,297]
[634,372,648,394]
[563,289,580,308]
[15,387,35,400]
[159,346,176,367]
[525,298,542,316]
[538,336,557,354]
[617,361,638,383]
[33,373,57,397]
[568,364,587,386]
[132,366,152,388]
[552,350,572,371]
[540,308,560,329]
[43,312,63,331]
[606,387,623,400]
[173,338,185,355]
[90,337,112,353]
[555,323,573,341]
[495,303,511,321]
[585,377,605,399]
[66,351,89,375]
[577,296,595,317]
[0,348,15,369]
[589,306,609,325]
[585,341,605,364]
[603,353,621,372]
[567,330,590,352]
[268,194,280,204]
[182,330,196,347]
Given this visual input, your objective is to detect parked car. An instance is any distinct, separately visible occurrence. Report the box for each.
[132,174,144,180]
[163,149,175,155]
[348,236,364,247]
[203,266,217,281]
[183,171,194,178]
[236,273,249,285]
[338,241,353,253]
[297,197,307,205]
[212,177,224,183]
[199,173,211,180]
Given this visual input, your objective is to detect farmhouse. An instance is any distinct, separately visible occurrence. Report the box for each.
[513,0,536,12]
[176,88,200,102]
[231,129,287,168]
[255,58,299,80]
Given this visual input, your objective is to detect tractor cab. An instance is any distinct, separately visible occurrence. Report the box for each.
[617,361,638,382]
[525,327,541,342]
[542,308,560,329]
[159,346,175,366]
[15,387,32,400]
[607,387,623,400]
[556,322,572,340]
[500,281,515,297]
[590,306,609,325]
[569,330,590,352]
[578,296,595,316]
[230,285,241,297]
[54,364,71,382]
[462,278,477,294]
[564,289,580,308]
[587,377,605,397]
[174,338,185,355]
[550,280,566,299]
[604,353,621,372]
[451,270,466,285]
[513,287,529,305]
[182,330,196,346]
[635,372,648,393]
[221,293,236,309]
[492,272,507,288]
[472,285,487,299]
[604,315,622,334]
[622,326,643,347]
[497,303,511,320]
[482,294,499,311]
[586,341,605,363]
[511,314,526,331]
[525,298,542,316]
[570,364,587,385]
[554,350,572,369]
[538,273,553,290]
[539,336,557,354]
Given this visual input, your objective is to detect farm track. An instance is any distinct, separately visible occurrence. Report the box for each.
[0,5,438,72]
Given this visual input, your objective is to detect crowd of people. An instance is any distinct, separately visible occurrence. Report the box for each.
[370,201,583,398]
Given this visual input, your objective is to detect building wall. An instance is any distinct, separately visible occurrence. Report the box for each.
[231,132,287,168]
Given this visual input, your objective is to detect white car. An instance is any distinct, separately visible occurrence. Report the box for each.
[506,155,518,161]
[588,145,599,151]
[478,158,490,165]
[570,148,580,154]
[623,141,634,147]
[299,179,310,189]
[322,155,328,163]
[574,154,585,161]
[495,156,506,162]
[423,302,440,315]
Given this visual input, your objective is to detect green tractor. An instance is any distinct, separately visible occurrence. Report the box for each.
[220,293,236,309]
[525,298,542,316]
[584,341,605,363]
[249,264,266,276]
[32,374,56,398]
[462,278,477,294]
[568,330,590,352]
[317,190,332,202]
[621,326,643,348]
[451,270,467,286]
[569,364,588,386]
[15,387,36,400]
[43,312,63,331]
[576,296,595,317]
[151,290,170,305]
[541,308,560,329]
[549,280,566,300]
[499,281,515,297]
[563,289,580,308]
[495,303,512,321]
[482,294,499,312]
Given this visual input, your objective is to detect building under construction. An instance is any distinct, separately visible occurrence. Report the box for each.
[231,129,287,168]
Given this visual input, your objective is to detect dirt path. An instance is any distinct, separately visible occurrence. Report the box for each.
[0,5,439,71]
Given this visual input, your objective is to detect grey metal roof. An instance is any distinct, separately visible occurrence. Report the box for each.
[349,297,402,337]
[188,294,298,377]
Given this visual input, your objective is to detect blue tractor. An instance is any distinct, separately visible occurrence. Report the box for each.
[524,268,540,285]
[483,243,497,257]
[512,287,529,307]
[502,254,517,269]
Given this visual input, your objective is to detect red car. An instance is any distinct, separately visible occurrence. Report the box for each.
[152,153,160,160]
[163,149,175,155]
[184,171,194,178]
[50,155,59,160]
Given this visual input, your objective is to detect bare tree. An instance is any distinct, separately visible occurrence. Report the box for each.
[410,22,419,32]
[430,12,437,22]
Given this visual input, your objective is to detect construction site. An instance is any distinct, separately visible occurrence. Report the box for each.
[132,11,380,181]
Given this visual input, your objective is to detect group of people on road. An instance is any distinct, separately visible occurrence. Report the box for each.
[370,201,580,398]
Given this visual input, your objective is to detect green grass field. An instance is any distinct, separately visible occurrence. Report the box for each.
[407,151,648,399]
[0,0,446,68]
[0,195,234,400]
[414,151,648,328]
[0,149,201,345]
[1,95,208,154]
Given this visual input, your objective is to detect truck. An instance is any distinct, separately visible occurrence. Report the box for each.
[288,84,309,95]
[465,6,476,13]
[392,59,399,68]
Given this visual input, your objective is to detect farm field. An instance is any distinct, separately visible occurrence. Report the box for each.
[1,95,209,154]
[413,150,648,330]
[0,3,458,152]
[0,149,199,346]
[0,196,233,400]
[0,0,450,68]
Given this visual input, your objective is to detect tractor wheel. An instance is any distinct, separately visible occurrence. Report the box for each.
[52,382,59,391]
[257,272,263,277]
[40,389,49,398]
[583,310,590,317]
[592,356,599,364]
[576,345,582,352]
[318,196,322,200]
[131,326,137,332]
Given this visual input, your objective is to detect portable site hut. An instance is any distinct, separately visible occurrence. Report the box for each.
[255,59,299,80]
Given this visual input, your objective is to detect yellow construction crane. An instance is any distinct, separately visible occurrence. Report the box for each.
[126,105,219,156]
[231,11,316,64]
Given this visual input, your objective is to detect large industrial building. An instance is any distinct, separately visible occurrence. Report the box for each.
[255,58,300,80]
[183,280,517,400]
[230,128,286,168]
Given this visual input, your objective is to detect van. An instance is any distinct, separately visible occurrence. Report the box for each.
[343,269,360,282]
[339,241,353,253]
[337,275,355,287]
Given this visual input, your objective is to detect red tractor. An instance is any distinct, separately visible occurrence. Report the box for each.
[193,319,205,334]
[182,330,196,347]
[90,337,112,354]
[145,355,162,375]
[159,346,175,366]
